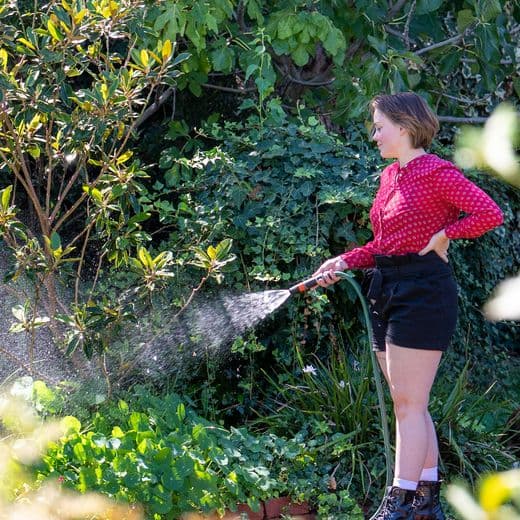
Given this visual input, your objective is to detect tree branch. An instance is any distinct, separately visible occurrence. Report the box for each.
[384,25,417,45]
[235,0,249,33]
[403,0,416,50]
[202,83,256,94]
[415,25,475,56]
[386,0,408,20]
[438,116,487,124]
[286,75,335,87]
[135,87,175,128]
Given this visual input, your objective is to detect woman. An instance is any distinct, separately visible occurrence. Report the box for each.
[314,92,503,520]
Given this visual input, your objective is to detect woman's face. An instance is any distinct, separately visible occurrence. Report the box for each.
[372,108,408,159]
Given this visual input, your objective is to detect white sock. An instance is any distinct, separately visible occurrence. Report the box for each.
[420,466,438,481]
[392,478,418,491]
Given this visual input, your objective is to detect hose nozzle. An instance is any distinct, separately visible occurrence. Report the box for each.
[288,275,323,295]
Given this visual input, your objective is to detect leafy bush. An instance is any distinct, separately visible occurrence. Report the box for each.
[38,385,363,518]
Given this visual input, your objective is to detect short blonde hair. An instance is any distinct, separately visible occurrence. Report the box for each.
[370,92,439,149]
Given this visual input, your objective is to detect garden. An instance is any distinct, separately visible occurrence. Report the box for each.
[0,1,519,519]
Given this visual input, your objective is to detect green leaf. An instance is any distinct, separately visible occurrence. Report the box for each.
[176,402,186,422]
[245,63,259,81]
[292,45,309,66]
[28,146,41,159]
[50,231,61,251]
[210,45,234,72]
[513,77,520,99]
[61,415,81,434]
[416,0,443,15]
[457,9,475,31]
[277,16,295,40]
[478,0,501,22]
[1,185,12,210]
[47,19,63,41]
[215,238,232,259]
[323,28,345,58]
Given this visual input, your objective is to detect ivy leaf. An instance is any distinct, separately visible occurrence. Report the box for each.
[277,16,294,39]
[292,45,309,66]
[478,0,501,22]
[210,44,234,72]
[416,0,443,15]
[457,9,475,31]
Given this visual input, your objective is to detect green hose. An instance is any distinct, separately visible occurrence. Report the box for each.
[334,271,392,518]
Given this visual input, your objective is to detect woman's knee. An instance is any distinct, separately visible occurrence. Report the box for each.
[391,391,429,419]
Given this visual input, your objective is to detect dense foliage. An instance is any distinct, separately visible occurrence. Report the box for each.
[38,385,364,518]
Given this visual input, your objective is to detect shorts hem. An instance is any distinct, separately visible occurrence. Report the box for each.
[373,336,450,352]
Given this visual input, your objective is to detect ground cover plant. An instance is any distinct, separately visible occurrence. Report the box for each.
[34,382,364,518]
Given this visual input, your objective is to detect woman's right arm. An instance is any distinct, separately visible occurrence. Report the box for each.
[312,240,379,287]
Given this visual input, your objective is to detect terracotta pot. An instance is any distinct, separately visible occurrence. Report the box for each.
[180,497,313,519]
[180,502,264,520]
[221,503,265,520]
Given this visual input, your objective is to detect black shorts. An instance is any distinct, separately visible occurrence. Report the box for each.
[362,251,458,352]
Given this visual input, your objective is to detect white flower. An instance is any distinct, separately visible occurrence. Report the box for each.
[338,380,345,389]
[302,365,317,376]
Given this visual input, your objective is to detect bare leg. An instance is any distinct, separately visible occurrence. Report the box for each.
[423,412,439,470]
[377,351,439,472]
[376,349,440,484]
[385,343,442,481]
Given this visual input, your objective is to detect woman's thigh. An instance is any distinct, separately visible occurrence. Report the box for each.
[386,343,442,405]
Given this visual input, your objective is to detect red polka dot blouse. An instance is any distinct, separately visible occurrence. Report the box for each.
[341,154,504,269]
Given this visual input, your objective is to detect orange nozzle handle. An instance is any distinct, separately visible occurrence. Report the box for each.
[288,275,323,295]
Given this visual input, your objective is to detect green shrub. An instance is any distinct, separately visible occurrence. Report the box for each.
[37,385,363,518]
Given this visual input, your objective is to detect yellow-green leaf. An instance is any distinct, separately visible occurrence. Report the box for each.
[162,39,173,62]
[1,185,12,210]
[116,150,133,165]
[73,9,88,25]
[47,19,63,41]
[17,38,36,51]
[61,415,81,435]
[0,48,8,71]
[28,146,41,159]
[137,246,153,268]
[27,114,41,132]
[100,82,109,102]
[140,49,149,67]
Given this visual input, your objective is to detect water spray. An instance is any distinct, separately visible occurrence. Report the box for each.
[119,269,391,518]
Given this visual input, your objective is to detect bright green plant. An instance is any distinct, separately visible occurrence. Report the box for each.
[0,384,143,519]
[37,385,361,518]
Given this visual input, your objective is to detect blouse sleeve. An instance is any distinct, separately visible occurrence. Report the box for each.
[434,166,504,239]
[340,240,379,269]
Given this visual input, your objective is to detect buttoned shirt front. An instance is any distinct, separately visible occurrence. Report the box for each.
[341,154,504,269]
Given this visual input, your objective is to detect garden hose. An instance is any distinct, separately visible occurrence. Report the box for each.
[288,272,392,518]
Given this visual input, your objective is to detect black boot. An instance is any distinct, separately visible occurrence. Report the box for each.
[373,486,415,520]
[413,480,446,520]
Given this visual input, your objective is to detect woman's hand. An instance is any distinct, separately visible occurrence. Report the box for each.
[312,256,348,287]
[419,229,450,263]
